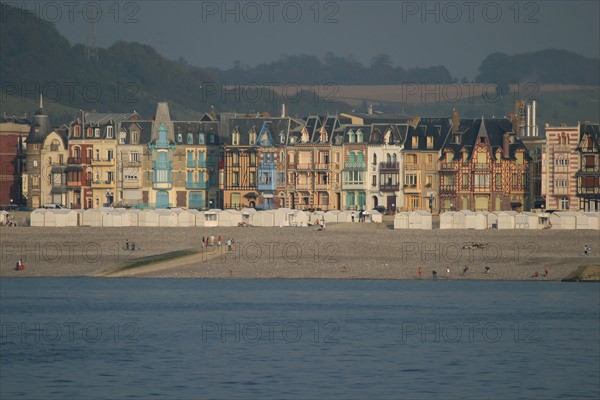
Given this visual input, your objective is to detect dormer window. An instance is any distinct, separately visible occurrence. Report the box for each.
[453,134,461,144]
[427,136,433,149]
[249,128,257,145]
[198,133,205,145]
[131,132,138,143]
[320,127,328,143]
[384,130,392,144]
[87,128,93,137]
[74,126,81,137]
[279,132,285,144]
[412,136,418,147]
[177,133,183,143]
[187,133,193,144]
[301,127,309,143]
[94,128,100,137]
[356,129,363,143]
[119,132,126,144]
[232,129,240,145]
[347,130,355,143]
[107,126,114,138]
[209,135,215,144]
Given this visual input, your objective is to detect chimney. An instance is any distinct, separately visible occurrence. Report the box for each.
[531,100,537,136]
[452,109,459,133]
[281,103,287,118]
[503,132,510,157]
[368,104,373,115]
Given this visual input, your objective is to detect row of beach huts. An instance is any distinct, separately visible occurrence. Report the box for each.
[28,208,383,227]
[20,208,600,230]
[394,210,600,230]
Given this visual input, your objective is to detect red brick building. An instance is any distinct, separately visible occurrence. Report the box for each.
[0,116,29,206]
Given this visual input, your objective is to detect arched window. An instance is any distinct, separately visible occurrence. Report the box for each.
[372,153,377,165]
[347,130,355,143]
[349,152,356,164]
[386,153,391,163]
[357,152,364,165]
[392,153,397,164]
[356,129,363,143]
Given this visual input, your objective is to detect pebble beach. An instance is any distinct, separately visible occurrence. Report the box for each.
[2,222,599,280]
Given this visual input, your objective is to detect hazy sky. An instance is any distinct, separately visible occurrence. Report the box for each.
[38,0,600,79]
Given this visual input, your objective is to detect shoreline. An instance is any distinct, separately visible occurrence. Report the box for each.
[2,225,599,280]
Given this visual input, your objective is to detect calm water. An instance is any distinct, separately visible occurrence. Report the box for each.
[0,278,598,400]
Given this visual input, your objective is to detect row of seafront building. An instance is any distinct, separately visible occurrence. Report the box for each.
[1,100,598,212]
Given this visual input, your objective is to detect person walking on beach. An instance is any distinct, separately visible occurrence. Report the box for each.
[226,239,232,251]
[432,270,437,280]
[543,265,549,277]
[125,239,130,250]
[584,244,588,255]
[446,266,450,279]
[217,235,222,247]
[461,266,469,276]
[484,266,491,274]
[202,237,205,248]
[418,266,423,279]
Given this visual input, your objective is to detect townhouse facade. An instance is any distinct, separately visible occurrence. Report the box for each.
[439,117,530,212]
[365,124,406,212]
[0,115,29,206]
[575,123,600,211]
[541,123,580,210]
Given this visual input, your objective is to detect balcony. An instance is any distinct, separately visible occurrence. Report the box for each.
[186,181,209,190]
[51,184,68,194]
[342,181,366,189]
[155,139,170,149]
[343,162,366,170]
[91,180,114,189]
[259,162,277,170]
[296,183,313,190]
[581,165,600,172]
[186,159,196,168]
[474,163,491,170]
[68,157,82,164]
[153,161,172,170]
[440,163,457,170]
[439,185,456,194]
[296,163,313,170]
[67,179,90,188]
[403,184,420,193]
[379,162,399,171]
[91,158,115,166]
[258,180,276,191]
[380,184,399,192]
[578,186,600,195]
[314,163,334,170]
[404,163,419,171]
[315,183,331,190]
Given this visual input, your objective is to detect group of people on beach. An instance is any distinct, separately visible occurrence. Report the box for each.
[314,219,326,231]
[202,235,235,251]
[531,265,550,278]
[418,265,490,280]
[124,239,137,251]
[14,258,25,271]
[584,244,592,255]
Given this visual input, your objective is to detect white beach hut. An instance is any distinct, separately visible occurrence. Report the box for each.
[337,211,355,223]
[172,208,195,227]
[323,210,341,223]
[82,208,113,227]
[203,209,221,227]
[409,211,433,230]
[241,208,257,226]
[497,211,518,229]
[549,211,578,230]
[462,211,487,230]
[103,209,131,227]
[487,212,499,229]
[583,212,600,230]
[292,210,310,226]
[251,210,273,227]
[156,209,178,227]
[516,212,540,230]
[311,211,325,223]
[220,209,243,227]
[270,208,292,227]
[127,209,140,227]
[394,212,410,229]
[29,209,47,227]
[138,210,159,227]
[440,211,455,229]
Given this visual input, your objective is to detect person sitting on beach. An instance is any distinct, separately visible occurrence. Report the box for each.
[484,266,491,274]
[531,271,539,278]
[542,265,549,277]
[131,242,136,251]
[461,266,469,276]
[15,258,23,271]
[432,270,437,280]
[418,266,423,279]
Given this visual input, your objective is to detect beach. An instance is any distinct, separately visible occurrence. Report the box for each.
[2,222,599,280]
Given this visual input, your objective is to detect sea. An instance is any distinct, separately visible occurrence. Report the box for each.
[1,278,598,400]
